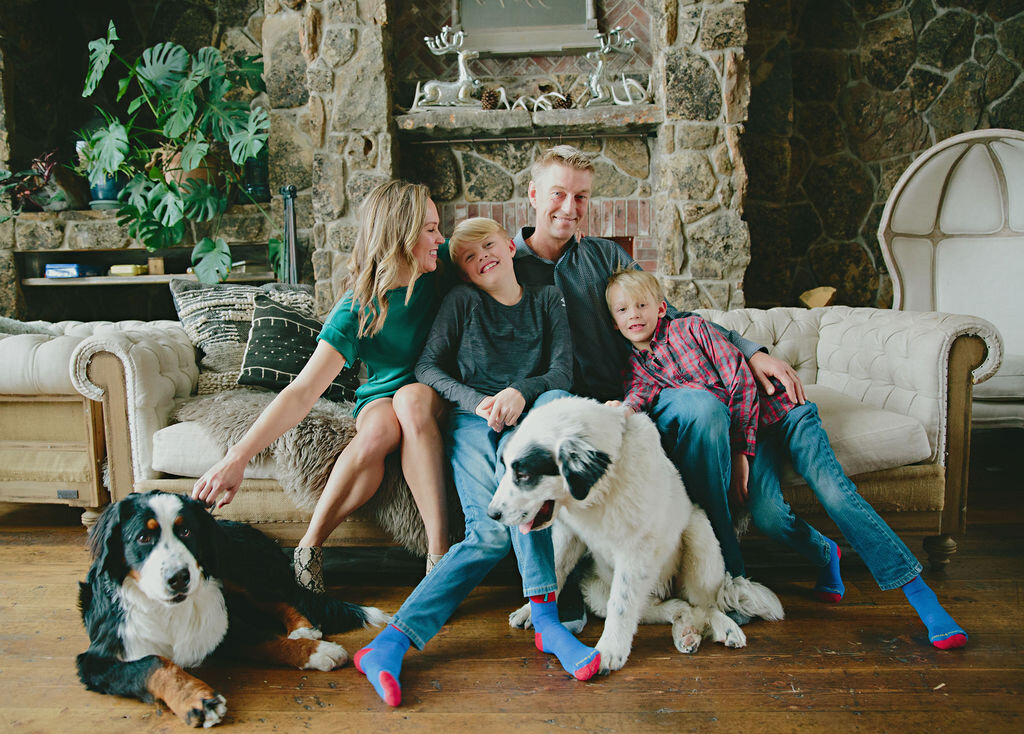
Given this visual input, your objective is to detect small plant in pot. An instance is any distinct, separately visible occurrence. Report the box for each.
[79,21,280,283]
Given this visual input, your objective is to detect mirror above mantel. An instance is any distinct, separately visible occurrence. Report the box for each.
[451,0,600,56]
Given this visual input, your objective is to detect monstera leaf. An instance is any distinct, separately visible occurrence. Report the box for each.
[83,21,118,97]
[85,120,129,185]
[228,108,269,165]
[147,182,185,227]
[181,179,227,222]
[191,236,232,283]
[178,135,210,173]
[137,42,189,95]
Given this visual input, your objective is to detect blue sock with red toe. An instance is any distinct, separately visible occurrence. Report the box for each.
[530,593,601,680]
[814,537,845,603]
[353,624,410,706]
[902,575,968,650]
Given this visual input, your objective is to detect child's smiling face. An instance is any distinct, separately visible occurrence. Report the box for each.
[606,282,667,348]
[456,233,517,291]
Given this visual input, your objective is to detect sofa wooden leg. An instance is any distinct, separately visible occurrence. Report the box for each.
[923,534,957,572]
[80,506,105,529]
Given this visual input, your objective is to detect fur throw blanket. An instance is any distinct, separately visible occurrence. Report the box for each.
[173,388,462,555]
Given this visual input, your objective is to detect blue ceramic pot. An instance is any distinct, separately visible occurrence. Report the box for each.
[89,173,127,203]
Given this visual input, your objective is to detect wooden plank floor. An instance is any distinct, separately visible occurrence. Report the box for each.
[1,430,1021,732]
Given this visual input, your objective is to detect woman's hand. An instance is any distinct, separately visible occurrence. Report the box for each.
[604,400,635,414]
[729,451,750,507]
[192,451,247,509]
[749,351,806,404]
[476,387,526,432]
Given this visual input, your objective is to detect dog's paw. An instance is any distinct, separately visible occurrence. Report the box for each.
[595,636,631,672]
[289,626,322,641]
[709,612,747,649]
[303,640,349,671]
[182,692,227,728]
[723,624,746,648]
[509,602,533,629]
[672,622,702,654]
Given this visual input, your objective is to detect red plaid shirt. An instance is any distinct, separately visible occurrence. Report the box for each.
[622,315,795,456]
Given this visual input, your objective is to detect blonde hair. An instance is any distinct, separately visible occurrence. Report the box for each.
[605,268,664,310]
[531,144,596,180]
[447,217,508,265]
[346,180,432,338]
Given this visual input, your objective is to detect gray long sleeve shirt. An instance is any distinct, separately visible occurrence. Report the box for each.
[414,283,573,413]
[512,228,764,402]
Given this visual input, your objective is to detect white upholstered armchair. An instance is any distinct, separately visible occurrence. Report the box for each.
[878,128,1024,431]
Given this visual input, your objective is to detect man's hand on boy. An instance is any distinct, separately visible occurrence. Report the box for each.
[476,387,526,432]
[729,451,750,506]
[749,351,806,404]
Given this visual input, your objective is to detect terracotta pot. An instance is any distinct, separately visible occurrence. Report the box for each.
[162,149,230,189]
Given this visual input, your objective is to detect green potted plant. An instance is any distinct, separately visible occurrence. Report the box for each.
[79,21,281,283]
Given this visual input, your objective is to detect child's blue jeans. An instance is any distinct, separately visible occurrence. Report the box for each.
[389,389,570,649]
[747,401,922,590]
[651,387,746,577]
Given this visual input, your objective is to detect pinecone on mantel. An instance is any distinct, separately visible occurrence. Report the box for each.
[481,88,500,110]
[550,94,573,110]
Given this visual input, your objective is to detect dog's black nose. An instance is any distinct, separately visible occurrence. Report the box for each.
[487,509,502,521]
[167,568,191,593]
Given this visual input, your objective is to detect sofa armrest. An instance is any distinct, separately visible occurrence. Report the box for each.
[71,324,199,498]
[814,307,999,463]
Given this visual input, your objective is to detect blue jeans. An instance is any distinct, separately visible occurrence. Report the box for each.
[652,388,746,577]
[390,389,570,649]
[748,402,922,590]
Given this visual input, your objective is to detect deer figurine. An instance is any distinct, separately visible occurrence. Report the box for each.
[585,27,649,107]
[414,26,481,108]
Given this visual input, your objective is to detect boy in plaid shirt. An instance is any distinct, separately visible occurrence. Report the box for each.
[604,269,966,649]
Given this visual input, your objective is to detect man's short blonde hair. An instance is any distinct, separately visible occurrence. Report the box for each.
[605,268,664,310]
[448,217,508,265]
[531,144,596,180]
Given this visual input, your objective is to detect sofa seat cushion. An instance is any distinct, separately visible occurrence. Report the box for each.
[972,352,1024,401]
[151,421,277,479]
[778,384,932,485]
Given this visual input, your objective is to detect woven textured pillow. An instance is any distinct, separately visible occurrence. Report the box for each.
[169,278,315,373]
[238,295,359,402]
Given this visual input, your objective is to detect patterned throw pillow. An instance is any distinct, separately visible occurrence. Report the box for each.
[169,278,316,373]
[238,295,360,402]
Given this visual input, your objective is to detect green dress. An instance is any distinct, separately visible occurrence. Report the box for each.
[318,270,448,416]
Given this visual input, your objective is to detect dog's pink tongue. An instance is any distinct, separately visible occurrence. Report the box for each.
[518,519,533,535]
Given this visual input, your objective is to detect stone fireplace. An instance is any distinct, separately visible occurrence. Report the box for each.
[1,0,1021,320]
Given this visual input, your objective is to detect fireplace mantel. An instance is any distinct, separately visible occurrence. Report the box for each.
[394,105,662,142]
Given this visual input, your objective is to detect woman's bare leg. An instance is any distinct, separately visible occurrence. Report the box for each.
[299,399,402,547]
[391,383,449,556]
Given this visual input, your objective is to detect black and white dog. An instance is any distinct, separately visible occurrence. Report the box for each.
[77,490,387,727]
[488,397,784,672]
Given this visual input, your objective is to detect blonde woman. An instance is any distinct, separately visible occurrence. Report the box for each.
[192,180,451,590]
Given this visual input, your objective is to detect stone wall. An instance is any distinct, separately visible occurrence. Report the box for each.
[743,0,1024,308]
[264,0,756,314]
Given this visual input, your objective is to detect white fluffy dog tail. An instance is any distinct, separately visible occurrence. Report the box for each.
[717,575,785,622]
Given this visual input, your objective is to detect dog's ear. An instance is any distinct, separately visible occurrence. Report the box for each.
[87,498,129,580]
[557,436,611,501]
[183,494,223,578]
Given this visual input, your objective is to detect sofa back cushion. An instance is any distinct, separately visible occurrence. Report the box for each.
[169,278,315,374]
[237,296,359,402]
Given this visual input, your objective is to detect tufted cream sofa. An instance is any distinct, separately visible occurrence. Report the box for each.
[63,306,1001,568]
[0,320,193,522]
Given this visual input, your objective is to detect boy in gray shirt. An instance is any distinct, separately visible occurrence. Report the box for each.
[354,217,599,707]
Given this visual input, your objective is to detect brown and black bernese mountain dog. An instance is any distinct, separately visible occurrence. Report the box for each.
[77,490,387,727]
